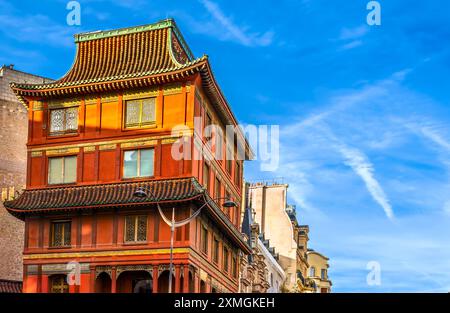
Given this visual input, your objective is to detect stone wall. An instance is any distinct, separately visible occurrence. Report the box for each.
[0,65,52,281]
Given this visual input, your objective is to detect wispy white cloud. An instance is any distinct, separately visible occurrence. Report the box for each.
[339,40,363,51]
[194,0,274,47]
[334,25,368,51]
[0,14,76,47]
[339,25,369,40]
[418,125,450,152]
[337,144,394,220]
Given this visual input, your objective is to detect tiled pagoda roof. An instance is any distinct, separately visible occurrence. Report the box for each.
[11,19,196,92]
[3,177,252,253]
[4,177,204,214]
[0,280,22,293]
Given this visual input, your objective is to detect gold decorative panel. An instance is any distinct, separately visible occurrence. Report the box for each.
[163,83,182,95]
[161,138,178,144]
[83,146,96,153]
[123,88,158,100]
[1,188,7,201]
[31,151,43,157]
[99,144,116,151]
[33,101,43,111]
[48,99,81,109]
[46,147,80,156]
[120,140,156,149]
[85,96,97,105]
[101,94,118,103]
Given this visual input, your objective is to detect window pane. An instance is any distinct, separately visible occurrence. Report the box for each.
[49,157,63,184]
[141,98,156,124]
[125,100,141,126]
[65,107,79,131]
[124,150,138,178]
[139,149,154,177]
[63,156,77,183]
[63,222,71,246]
[50,109,64,133]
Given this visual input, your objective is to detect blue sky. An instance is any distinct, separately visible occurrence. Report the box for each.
[1,0,450,292]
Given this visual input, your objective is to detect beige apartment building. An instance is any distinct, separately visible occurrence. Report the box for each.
[307,250,332,293]
[248,182,310,292]
[248,181,331,293]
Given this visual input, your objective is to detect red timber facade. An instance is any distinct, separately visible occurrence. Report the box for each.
[4,19,253,293]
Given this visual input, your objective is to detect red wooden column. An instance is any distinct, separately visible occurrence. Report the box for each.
[111,267,117,293]
[175,265,181,293]
[37,265,42,293]
[194,269,200,293]
[182,266,189,293]
[41,275,49,293]
[153,266,159,293]
[90,266,95,292]
[207,277,212,293]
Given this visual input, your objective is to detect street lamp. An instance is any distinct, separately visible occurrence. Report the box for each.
[133,186,236,293]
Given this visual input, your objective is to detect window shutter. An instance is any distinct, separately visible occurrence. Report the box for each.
[63,222,71,246]
[63,156,77,183]
[137,215,147,242]
[125,216,136,242]
[125,100,140,127]
[65,107,79,131]
[50,109,64,133]
[141,98,156,124]
[53,223,63,246]
[140,149,154,177]
[49,157,63,184]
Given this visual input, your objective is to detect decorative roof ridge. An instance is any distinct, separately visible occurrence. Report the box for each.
[74,18,194,62]
[74,18,174,43]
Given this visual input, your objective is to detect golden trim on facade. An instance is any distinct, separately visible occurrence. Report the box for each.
[123,88,158,100]
[83,146,96,153]
[120,140,157,149]
[32,101,44,111]
[99,144,117,151]
[23,248,190,260]
[31,151,43,157]
[84,96,97,105]
[101,94,118,103]
[163,83,183,95]
[28,130,194,153]
[46,147,80,156]
[48,99,81,109]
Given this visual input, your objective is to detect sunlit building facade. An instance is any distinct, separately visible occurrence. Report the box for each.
[4,19,252,293]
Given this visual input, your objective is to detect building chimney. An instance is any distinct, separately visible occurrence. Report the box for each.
[8,64,14,70]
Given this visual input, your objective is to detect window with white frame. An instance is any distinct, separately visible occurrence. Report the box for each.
[125,98,156,128]
[48,156,77,184]
[49,107,79,134]
[123,148,154,178]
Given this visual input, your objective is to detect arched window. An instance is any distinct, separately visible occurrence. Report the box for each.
[309,267,316,277]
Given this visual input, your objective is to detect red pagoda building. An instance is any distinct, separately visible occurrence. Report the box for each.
[4,19,252,293]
